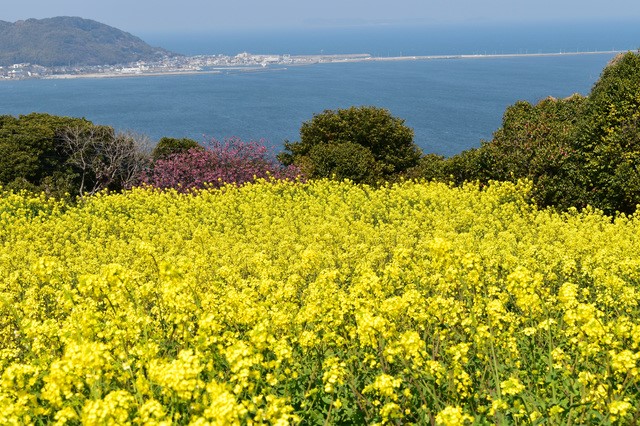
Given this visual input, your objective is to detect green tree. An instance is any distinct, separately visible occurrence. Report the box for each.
[571,51,640,214]
[433,94,593,210]
[0,113,93,197]
[403,153,447,182]
[0,112,152,199]
[152,137,202,161]
[473,95,587,209]
[279,106,422,183]
[307,142,384,185]
[440,51,640,214]
[396,51,640,215]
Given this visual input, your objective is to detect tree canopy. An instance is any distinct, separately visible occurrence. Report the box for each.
[0,113,151,199]
[152,137,202,161]
[279,106,422,184]
[0,113,93,196]
[571,52,640,213]
[409,51,640,215]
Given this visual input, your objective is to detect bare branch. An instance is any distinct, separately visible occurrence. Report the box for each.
[59,126,151,198]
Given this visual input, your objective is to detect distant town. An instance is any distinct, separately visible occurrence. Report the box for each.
[0,53,373,80]
[0,50,622,80]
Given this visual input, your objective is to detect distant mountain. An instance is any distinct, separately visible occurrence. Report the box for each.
[0,17,178,67]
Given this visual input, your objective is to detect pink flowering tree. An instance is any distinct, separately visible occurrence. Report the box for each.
[142,137,302,192]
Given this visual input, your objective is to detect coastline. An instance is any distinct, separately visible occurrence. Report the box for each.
[369,50,623,61]
[5,50,624,81]
[43,69,223,80]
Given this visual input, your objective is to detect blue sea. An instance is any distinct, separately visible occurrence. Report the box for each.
[1,21,638,156]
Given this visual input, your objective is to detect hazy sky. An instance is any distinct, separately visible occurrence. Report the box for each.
[3,0,640,34]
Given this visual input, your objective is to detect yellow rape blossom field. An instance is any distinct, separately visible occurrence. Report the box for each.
[1,179,640,425]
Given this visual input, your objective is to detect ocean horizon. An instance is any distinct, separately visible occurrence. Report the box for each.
[1,22,638,157]
[140,20,639,57]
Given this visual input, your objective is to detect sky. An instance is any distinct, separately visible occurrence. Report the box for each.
[3,0,640,34]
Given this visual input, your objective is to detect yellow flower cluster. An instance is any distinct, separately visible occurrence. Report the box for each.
[1,179,640,424]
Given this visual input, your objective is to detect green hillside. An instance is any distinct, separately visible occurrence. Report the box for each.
[0,16,177,67]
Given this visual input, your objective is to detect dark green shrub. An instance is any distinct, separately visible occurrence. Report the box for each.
[0,113,152,199]
[279,106,422,183]
[307,142,383,185]
[476,95,587,209]
[425,51,640,215]
[571,51,640,214]
[152,137,202,161]
[403,153,447,182]
[0,113,93,198]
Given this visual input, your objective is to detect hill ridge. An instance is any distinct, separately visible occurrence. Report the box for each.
[0,16,178,67]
